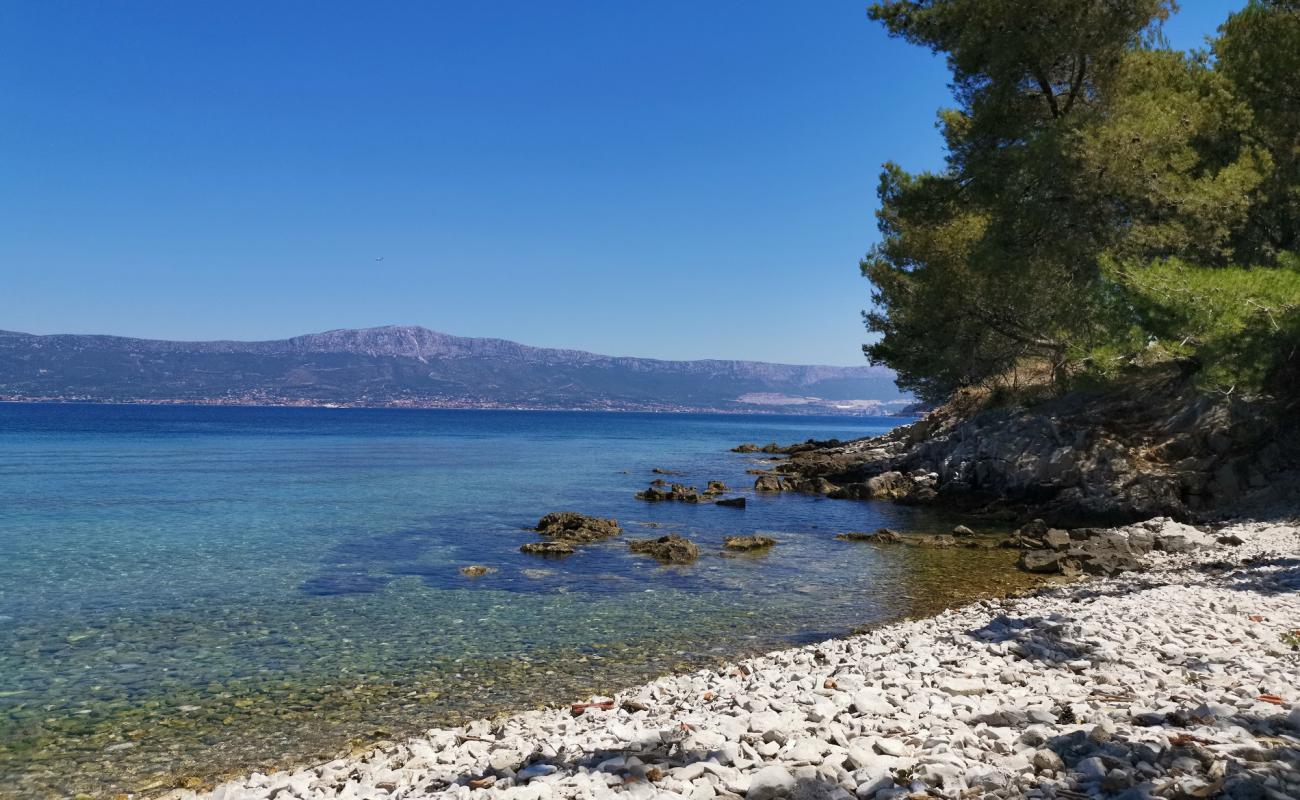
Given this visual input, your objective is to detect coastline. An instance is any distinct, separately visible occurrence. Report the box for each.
[0,398,920,418]
[175,517,1300,800]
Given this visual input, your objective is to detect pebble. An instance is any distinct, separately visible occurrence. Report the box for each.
[171,519,1300,800]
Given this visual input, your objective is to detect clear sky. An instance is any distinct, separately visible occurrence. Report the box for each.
[1,1,1243,365]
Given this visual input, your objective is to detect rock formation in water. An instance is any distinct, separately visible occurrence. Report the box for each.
[747,370,1299,526]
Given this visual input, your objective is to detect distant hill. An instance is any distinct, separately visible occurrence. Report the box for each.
[0,326,907,414]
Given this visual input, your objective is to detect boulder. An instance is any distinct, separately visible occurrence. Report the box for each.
[731,443,759,453]
[705,480,728,494]
[534,512,622,542]
[1044,529,1072,551]
[1019,549,1073,574]
[754,475,784,492]
[952,524,975,536]
[628,534,699,564]
[722,535,776,551]
[827,483,871,500]
[788,477,839,494]
[865,471,912,500]
[716,496,747,508]
[1020,519,1050,539]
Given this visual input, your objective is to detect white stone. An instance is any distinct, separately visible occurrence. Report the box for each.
[851,691,894,716]
[746,765,795,800]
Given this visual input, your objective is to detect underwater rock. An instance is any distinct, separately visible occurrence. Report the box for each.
[836,528,902,544]
[722,535,776,551]
[519,541,576,557]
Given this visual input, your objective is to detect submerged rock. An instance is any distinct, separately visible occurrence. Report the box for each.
[519,541,576,557]
[836,528,902,544]
[716,496,747,508]
[722,535,776,551]
[459,565,496,578]
[921,534,957,548]
[628,534,699,564]
[534,512,622,542]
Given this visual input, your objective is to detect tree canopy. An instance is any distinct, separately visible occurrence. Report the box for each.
[862,0,1300,404]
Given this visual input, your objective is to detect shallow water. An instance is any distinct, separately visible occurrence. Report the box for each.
[0,404,1037,798]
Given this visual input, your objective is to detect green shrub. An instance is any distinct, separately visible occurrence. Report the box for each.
[1105,253,1300,394]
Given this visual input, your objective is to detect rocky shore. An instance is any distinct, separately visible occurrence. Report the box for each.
[178,518,1299,800]
[743,377,1299,527]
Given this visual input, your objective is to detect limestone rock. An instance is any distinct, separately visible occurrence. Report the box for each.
[535,512,622,542]
[629,534,699,564]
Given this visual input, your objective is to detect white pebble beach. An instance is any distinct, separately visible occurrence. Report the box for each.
[177,519,1300,800]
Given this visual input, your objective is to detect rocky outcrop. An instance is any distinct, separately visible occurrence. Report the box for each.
[1012,517,1219,576]
[628,534,699,564]
[635,480,729,503]
[764,371,1299,526]
[534,512,622,542]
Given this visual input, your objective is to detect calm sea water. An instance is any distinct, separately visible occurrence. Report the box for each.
[0,404,1033,798]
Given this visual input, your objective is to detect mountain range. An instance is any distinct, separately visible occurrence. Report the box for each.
[0,326,907,414]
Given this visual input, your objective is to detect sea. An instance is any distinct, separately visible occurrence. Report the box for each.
[0,403,1035,798]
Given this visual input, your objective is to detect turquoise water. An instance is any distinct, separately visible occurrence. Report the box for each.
[0,404,1031,798]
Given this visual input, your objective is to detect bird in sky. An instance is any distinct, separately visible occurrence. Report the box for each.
[374,256,385,262]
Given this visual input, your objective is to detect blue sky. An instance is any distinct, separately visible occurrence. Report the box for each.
[1,1,1242,365]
